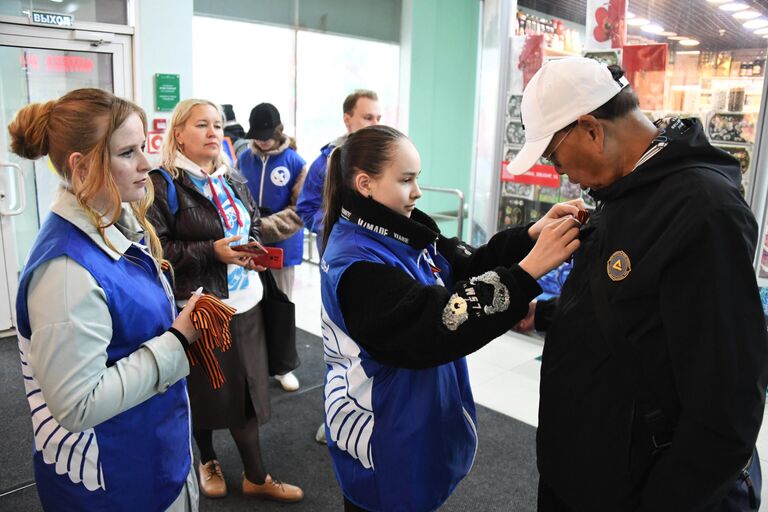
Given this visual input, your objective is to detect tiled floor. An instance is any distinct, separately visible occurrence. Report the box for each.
[293,261,768,506]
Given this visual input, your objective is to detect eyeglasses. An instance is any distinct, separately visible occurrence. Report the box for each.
[543,125,575,167]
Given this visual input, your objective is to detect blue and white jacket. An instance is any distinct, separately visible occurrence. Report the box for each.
[238,138,307,266]
[320,193,542,511]
[16,191,192,511]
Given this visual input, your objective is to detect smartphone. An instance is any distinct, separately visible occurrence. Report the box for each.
[250,246,284,269]
[231,241,268,255]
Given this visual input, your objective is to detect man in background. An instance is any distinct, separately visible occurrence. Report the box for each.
[297,90,381,444]
[297,89,381,252]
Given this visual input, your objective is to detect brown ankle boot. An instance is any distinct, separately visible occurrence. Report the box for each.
[198,460,227,498]
[242,473,304,502]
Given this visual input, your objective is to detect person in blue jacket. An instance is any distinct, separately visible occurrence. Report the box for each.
[320,125,582,512]
[297,90,382,444]
[238,102,306,392]
[8,88,202,511]
[296,89,381,252]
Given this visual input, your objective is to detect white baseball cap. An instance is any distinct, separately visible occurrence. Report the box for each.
[507,57,629,175]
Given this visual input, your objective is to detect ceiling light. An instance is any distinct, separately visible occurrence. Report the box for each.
[668,36,688,40]
[706,0,730,3]
[719,3,750,11]
[626,11,635,19]
[627,17,650,26]
[679,39,701,46]
[733,10,761,19]
[659,31,678,37]
[49,0,63,2]
[641,23,665,34]
[744,18,768,29]
[754,27,768,35]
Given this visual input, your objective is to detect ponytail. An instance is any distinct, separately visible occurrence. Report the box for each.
[322,145,345,253]
[320,125,407,255]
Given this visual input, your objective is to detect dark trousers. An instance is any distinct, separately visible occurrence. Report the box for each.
[538,479,576,512]
[344,496,370,512]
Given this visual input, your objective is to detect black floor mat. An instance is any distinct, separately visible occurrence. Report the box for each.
[0,329,539,511]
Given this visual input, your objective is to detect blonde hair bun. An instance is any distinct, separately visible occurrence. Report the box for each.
[8,100,56,160]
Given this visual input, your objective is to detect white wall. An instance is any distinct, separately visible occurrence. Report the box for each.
[133,0,193,130]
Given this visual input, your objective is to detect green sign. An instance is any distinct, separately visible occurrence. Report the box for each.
[155,74,180,112]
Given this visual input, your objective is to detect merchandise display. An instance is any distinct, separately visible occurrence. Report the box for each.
[484,1,768,300]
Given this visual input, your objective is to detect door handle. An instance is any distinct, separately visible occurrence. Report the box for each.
[0,163,25,216]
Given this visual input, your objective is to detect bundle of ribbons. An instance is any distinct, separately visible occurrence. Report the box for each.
[186,294,237,389]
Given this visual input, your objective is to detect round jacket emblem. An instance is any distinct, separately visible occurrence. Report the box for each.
[270,166,290,187]
[606,250,631,282]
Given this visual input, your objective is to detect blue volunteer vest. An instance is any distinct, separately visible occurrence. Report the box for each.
[238,147,305,266]
[320,217,478,512]
[16,213,190,512]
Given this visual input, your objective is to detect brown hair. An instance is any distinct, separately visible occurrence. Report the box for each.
[343,89,379,115]
[7,88,163,261]
[322,125,406,251]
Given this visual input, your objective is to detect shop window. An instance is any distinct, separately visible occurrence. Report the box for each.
[191,16,400,163]
[295,30,400,159]
[191,16,295,137]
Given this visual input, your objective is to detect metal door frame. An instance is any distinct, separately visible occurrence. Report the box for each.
[0,21,133,330]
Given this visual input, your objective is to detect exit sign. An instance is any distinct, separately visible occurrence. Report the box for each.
[30,11,74,27]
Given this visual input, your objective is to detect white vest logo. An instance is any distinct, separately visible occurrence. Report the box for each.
[19,337,105,491]
[321,308,375,469]
[270,166,291,187]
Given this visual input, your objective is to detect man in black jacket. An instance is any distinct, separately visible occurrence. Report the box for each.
[508,57,768,511]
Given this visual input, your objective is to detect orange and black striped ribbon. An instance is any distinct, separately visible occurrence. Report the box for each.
[186,294,237,389]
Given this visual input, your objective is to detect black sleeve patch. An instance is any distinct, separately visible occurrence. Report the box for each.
[442,271,510,331]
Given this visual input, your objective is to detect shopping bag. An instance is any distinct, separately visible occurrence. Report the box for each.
[258,269,300,376]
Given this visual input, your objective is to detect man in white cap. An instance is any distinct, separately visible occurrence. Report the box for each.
[510,57,767,511]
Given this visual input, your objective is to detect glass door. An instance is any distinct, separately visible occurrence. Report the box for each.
[0,22,132,330]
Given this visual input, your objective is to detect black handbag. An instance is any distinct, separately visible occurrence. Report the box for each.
[258,269,300,376]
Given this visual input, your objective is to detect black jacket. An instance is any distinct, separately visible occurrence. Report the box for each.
[537,118,768,511]
[147,168,262,299]
[336,193,542,368]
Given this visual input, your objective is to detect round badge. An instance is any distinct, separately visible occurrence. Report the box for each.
[270,166,290,187]
[606,250,631,282]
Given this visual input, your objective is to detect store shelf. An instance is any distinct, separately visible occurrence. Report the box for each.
[703,75,765,80]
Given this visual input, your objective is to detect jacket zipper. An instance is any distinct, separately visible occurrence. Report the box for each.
[259,155,268,207]
[462,407,479,471]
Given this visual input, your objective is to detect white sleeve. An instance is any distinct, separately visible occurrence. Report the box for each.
[26,256,190,432]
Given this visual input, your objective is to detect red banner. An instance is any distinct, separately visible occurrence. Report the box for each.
[501,162,561,188]
[623,43,668,111]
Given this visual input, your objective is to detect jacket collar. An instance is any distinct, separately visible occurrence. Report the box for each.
[341,191,439,250]
[174,151,228,180]
[50,188,142,261]
[249,136,293,157]
[590,117,738,203]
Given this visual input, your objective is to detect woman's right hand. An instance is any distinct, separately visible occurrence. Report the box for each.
[213,235,251,267]
[172,291,202,344]
[519,217,581,279]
